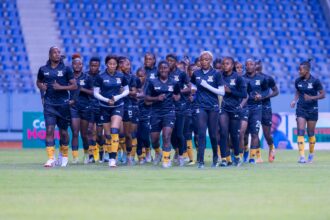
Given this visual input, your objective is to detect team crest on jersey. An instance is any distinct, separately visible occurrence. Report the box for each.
[207,76,214,82]
[103,79,109,83]
[255,80,260,85]
[79,80,85,86]
[174,75,179,81]
[57,71,63,77]
[230,79,236,86]
[155,86,161,90]
[116,78,121,84]
[298,84,302,87]
[44,72,49,76]
[196,77,201,80]
[168,85,173,92]
[307,83,313,89]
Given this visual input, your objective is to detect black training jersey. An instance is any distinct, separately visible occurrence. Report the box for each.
[145,66,158,80]
[295,74,323,110]
[260,73,276,107]
[169,68,190,108]
[190,68,223,111]
[243,73,268,109]
[146,77,180,113]
[94,71,128,107]
[222,71,247,112]
[71,72,93,108]
[37,60,74,105]
[122,72,137,107]
[137,82,151,120]
[132,76,142,106]
[87,71,101,108]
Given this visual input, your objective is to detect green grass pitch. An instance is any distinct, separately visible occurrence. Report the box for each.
[0,149,330,220]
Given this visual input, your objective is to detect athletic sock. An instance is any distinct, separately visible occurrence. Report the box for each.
[297,136,305,157]
[309,136,316,154]
[46,146,55,160]
[186,140,194,161]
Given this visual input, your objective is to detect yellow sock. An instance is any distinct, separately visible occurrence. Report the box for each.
[131,138,137,157]
[119,137,126,153]
[269,144,275,151]
[186,140,194,161]
[162,151,171,163]
[142,147,146,158]
[105,138,112,153]
[226,155,232,163]
[309,136,316,154]
[94,144,100,161]
[250,148,257,159]
[88,145,95,156]
[297,136,305,157]
[155,147,162,155]
[72,150,79,159]
[256,148,261,159]
[217,145,221,158]
[61,145,69,157]
[59,145,64,155]
[46,146,55,160]
[110,133,119,153]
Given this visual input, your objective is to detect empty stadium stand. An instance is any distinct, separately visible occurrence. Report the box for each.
[0,0,34,93]
[51,0,330,93]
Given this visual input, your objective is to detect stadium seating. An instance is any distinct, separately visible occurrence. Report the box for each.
[0,0,34,93]
[51,0,330,93]
[0,0,329,93]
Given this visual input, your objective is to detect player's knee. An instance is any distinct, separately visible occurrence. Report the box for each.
[307,130,314,137]
[298,129,305,136]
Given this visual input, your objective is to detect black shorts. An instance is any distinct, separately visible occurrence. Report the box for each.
[150,110,176,132]
[240,107,249,121]
[296,107,318,121]
[131,105,139,124]
[220,108,240,120]
[123,105,133,122]
[261,105,272,126]
[89,107,103,126]
[70,105,91,121]
[248,107,262,134]
[43,103,71,129]
[100,105,124,123]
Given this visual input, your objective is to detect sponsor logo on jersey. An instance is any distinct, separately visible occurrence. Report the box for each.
[168,85,173,92]
[255,80,260,85]
[230,79,236,86]
[207,76,214,82]
[116,78,121,84]
[104,79,110,83]
[298,84,302,87]
[57,71,63,77]
[79,80,85,86]
[307,83,313,89]
[150,73,156,79]
[155,86,161,90]
[44,72,49,76]
[174,75,179,81]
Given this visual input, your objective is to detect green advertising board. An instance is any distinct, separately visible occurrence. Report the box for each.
[292,128,330,143]
[23,112,81,148]
[23,112,211,149]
